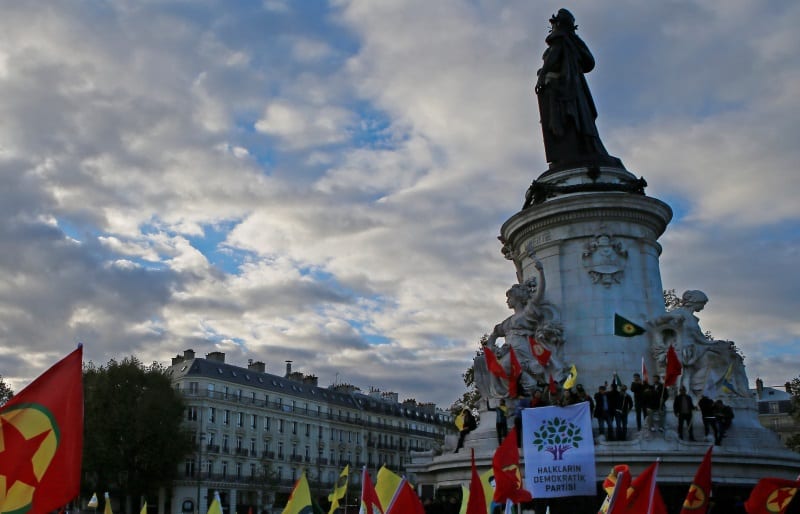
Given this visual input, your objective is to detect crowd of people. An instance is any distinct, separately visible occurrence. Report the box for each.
[473,372,734,448]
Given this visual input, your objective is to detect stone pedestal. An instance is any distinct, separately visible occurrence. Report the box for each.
[410,165,800,495]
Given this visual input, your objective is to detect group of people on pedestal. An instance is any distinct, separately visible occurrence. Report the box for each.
[474,370,734,451]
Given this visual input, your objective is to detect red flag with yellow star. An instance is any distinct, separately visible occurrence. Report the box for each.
[680,446,712,514]
[744,477,800,514]
[0,346,83,514]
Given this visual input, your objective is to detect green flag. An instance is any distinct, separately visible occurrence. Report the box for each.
[614,314,646,337]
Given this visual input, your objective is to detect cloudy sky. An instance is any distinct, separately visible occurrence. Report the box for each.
[1,1,798,407]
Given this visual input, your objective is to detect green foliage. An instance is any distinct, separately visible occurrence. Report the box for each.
[82,356,194,502]
[0,374,13,406]
[449,336,486,415]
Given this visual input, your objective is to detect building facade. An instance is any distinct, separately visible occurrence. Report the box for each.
[166,350,453,514]
[754,378,798,443]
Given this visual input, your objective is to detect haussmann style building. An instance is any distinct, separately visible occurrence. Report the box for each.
[165,349,454,514]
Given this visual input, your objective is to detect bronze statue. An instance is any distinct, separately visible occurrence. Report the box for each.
[535,9,613,169]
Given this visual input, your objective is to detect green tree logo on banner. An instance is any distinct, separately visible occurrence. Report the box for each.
[532,416,583,460]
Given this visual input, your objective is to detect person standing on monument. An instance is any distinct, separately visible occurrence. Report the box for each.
[617,384,633,440]
[594,385,613,440]
[630,372,644,431]
[487,398,509,446]
[673,386,696,441]
[698,393,720,445]
[650,375,667,432]
[535,8,611,166]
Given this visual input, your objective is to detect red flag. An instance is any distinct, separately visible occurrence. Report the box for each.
[548,374,557,395]
[680,446,713,514]
[361,467,385,514]
[508,347,522,398]
[492,426,532,504]
[642,356,650,383]
[744,477,800,514]
[528,336,551,366]
[465,450,487,514]
[607,467,633,514]
[385,479,424,514]
[484,346,508,380]
[624,461,667,514]
[0,346,83,514]
[664,345,682,387]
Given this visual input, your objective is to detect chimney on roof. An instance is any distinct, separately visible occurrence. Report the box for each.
[285,360,292,377]
[206,351,225,363]
[171,354,185,366]
[184,349,195,359]
[756,377,764,396]
[248,360,266,373]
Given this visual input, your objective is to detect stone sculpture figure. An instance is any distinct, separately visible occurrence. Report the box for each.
[475,244,566,399]
[648,290,749,399]
[535,8,612,168]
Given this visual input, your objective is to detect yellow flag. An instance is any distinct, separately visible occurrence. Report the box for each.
[454,410,466,431]
[282,473,312,514]
[328,465,349,514]
[140,502,147,514]
[375,465,402,511]
[104,493,113,514]
[207,492,223,514]
[480,468,495,513]
[563,364,578,390]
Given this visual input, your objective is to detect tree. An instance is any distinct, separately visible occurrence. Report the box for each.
[449,337,485,415]
[82,357,194,508]
[0,374,13,406]
[784,378,800,453]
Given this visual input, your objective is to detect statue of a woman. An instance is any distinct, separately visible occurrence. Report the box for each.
[476,246,565,399]
[535,9,612,168]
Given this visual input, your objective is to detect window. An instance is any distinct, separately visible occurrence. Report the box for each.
[250,463,256,478]
[187,406,198,421]
[224,386,229,399]
[279,419,284,433]
[207,432,216,446]
[770,402,780,414]
[184,460,195,477]
[189,382,199,394]
[222,434,229,452]
[237,412,244,427]
[278,442,284,459]
[250,438,256,453]
[264,417,271,431]
[236,463,242,479]
[251,391,256,403]
[208,408,216,424]
[305,446,310,460]
[207,383,215,397]
[305,423,310,437]
[221,461,228,478]
[292,421,297,435]
[318,426,323,439]
[251,414,257,429]
[236,436,243,450]
[223,410,230,425]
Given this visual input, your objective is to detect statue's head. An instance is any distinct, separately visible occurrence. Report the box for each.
[506,279,537,308]
[550,8,577,31]
[681,290,708,310]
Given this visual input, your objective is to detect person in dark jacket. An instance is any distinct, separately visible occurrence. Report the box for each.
[487,399,508,445]
[698,393,719,444]
[673,386,696,441]
[594,385,613,439]
[617,384,634,440]
[630,373,644,431]
[455,409,477,453]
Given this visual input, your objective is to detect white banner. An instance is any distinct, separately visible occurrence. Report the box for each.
[522,402,596,498]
